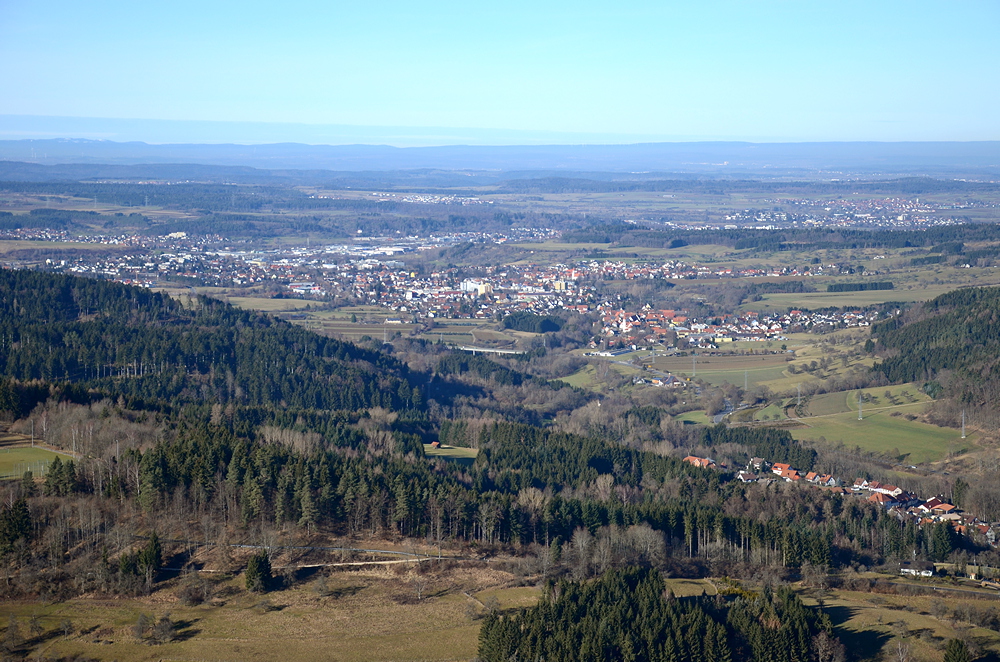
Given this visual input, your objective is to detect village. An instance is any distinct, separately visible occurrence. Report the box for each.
[684,453,998,578]
[592,305,882,349]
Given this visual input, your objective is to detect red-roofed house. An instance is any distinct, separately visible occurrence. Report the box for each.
[868,493,897,507]
[683,456,716,469]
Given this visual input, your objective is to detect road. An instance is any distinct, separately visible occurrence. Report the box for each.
[713,399,734,424]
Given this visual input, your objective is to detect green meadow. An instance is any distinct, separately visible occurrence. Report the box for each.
[790,409,969,464]
[0,446,63,479]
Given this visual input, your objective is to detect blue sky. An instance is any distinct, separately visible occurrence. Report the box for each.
[1,0,998,145]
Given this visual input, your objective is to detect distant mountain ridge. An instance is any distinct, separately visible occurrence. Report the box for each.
[1,138,998,178]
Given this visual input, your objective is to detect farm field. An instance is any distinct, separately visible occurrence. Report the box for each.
[741,286,976,311]
[805,384,928,417]
[651,353,791,387]
[222,295,518,345]
[789,408,970,464]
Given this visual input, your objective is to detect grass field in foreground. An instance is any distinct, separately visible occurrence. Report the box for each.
[2,568,493,662]
[790,408,971,464]
[9,570,990,662]
[0,446,63,479]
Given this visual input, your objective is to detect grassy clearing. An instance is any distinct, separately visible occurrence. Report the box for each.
[790,408,970,464]
[675,410,711,425]
[423,445,479,465]
[753,403,789,422]
[0,446,63,479]
[556,364,599,389]
[782,382,964,463]
[474,586,541,609]
[664,578,716,597]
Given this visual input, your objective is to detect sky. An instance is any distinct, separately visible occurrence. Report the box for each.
[1,0,999,145]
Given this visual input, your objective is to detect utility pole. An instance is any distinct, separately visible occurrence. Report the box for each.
[962,410,966,439]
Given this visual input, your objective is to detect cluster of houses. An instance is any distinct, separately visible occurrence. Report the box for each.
[684,454,980,536]
[597,306,887,349]
[734,459,840,488]
[683,453,1000,578]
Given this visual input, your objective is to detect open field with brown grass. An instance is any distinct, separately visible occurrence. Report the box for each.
[799,585,1000,662]
[1,561,517,662]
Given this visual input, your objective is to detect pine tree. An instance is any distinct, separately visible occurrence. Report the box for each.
[0,498,32,556]
[298,488,318,533]
[139,532,162,574]
[19,471,35,497]
[245,551,272,593]
[44,457,62,496]
[943,638,973,662]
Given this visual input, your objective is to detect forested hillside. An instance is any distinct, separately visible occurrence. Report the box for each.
[873,285,1000,425]
[0,269,422,414]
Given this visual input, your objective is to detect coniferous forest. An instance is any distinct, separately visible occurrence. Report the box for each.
[478,568,834,662]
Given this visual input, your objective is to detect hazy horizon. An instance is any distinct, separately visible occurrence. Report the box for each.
[0,114,881,148]
[3,1,998,144]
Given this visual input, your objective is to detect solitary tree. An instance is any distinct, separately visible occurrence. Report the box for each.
[245,551,272,593]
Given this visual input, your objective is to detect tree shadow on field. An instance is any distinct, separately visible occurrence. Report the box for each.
[822,605,891,659]
[162,549,203,574]
[326,585,365,599]
[173,629,202,642]
[291,566,321,583]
